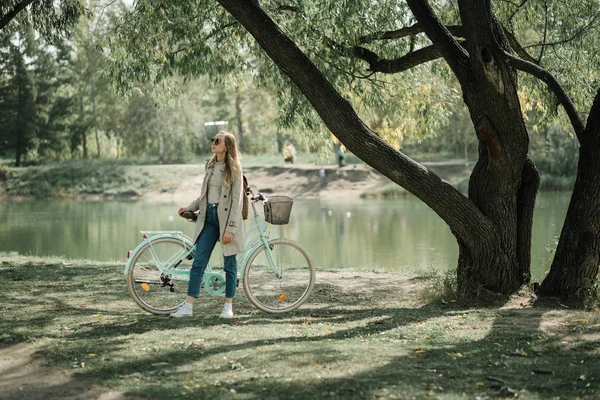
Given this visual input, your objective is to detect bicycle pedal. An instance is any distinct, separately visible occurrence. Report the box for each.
[186,254,194,260]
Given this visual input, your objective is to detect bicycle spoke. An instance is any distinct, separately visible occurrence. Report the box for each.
[127,238,193,314]
[243,239,314,313]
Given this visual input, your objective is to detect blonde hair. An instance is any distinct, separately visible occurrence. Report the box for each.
[208,131,242,187]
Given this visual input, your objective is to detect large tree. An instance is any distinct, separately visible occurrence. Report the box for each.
[109,0,600,304]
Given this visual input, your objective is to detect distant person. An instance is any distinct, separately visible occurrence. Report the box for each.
[283,143,296,163]
[319,168,327,186]
[337,147,345,167]
[171,131,245,319]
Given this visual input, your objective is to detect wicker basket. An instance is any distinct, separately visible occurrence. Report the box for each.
[264,195,294,225]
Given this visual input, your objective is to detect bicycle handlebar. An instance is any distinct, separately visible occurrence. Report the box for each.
[247,186,265,202]
[250,193,265,201]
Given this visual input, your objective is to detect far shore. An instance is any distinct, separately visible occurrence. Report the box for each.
[1,159,573,202]
[0,162,397,202]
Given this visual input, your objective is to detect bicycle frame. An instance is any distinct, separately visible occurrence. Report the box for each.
[123,199,283,288]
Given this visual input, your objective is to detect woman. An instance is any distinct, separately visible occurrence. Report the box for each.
[171,131,245,318]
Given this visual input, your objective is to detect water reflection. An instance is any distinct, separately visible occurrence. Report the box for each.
[0,193,571,280]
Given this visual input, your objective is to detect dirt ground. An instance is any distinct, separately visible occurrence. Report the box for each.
[142,163,391,203]
[0,342,129,400]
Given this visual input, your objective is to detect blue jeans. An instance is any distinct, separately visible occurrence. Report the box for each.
[187,203,238,298]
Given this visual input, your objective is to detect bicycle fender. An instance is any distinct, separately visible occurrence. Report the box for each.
[123,234,194,276]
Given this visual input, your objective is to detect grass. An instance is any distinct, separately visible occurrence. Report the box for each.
[1,253,599,399]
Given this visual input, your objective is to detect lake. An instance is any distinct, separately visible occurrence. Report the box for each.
[0,193,570,280]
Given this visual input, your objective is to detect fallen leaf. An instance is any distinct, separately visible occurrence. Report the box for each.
[519,348,528,356]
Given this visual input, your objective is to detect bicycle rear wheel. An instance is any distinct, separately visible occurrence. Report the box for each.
[243,239,315,313]
[127,237,193,315]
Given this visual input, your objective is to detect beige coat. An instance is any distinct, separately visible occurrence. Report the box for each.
[185,161,245,256]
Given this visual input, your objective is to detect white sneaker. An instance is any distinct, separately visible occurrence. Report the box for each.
[219,305,234,319]
[170,303,193,318]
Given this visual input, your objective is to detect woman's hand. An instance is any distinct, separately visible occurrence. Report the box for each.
[177,207,187,217]
[223,232,234,245]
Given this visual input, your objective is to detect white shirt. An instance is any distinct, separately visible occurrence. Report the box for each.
[207,160,225,204]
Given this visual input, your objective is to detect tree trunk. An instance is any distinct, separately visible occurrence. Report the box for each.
[539,89,600,303]
[276,130,284,154]
[90,76,100,158]
[218,0,535,296]
[158,133,164,164]
[517,157,540,284]
[80,95,88,159]
[15,146,22,167]
[441,0,533,294]
[235,89,245,152]
[82,131,88,159]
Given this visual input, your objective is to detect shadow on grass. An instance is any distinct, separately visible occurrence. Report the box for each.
[58,304,600,399]
[2,261,600,399]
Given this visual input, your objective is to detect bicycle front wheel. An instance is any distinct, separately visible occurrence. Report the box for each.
[243,239,315,313]
[127,237,193,315]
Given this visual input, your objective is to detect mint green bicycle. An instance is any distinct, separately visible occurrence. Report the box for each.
[124,189,315,315]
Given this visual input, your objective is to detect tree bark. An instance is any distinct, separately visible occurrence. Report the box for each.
[517,157,540,285]
[409,0,533,293]
[539,89,600,303]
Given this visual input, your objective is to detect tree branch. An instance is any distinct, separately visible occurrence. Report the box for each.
[0,0,37,31]
[357,23,464,44]
[405,0,469,77]
[584,88,600,141]
[276,5,300,13]
[172,22,238,55]
[524,14,599,50]
[217,0,495,243]
[505,0,529,24]
[500,0,528,7]
[504,52,585,140]
[501,24,538,64]
[537,0,549,64]
[354,41,467,74]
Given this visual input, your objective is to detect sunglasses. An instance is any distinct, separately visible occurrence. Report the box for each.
[210,137,223,145]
